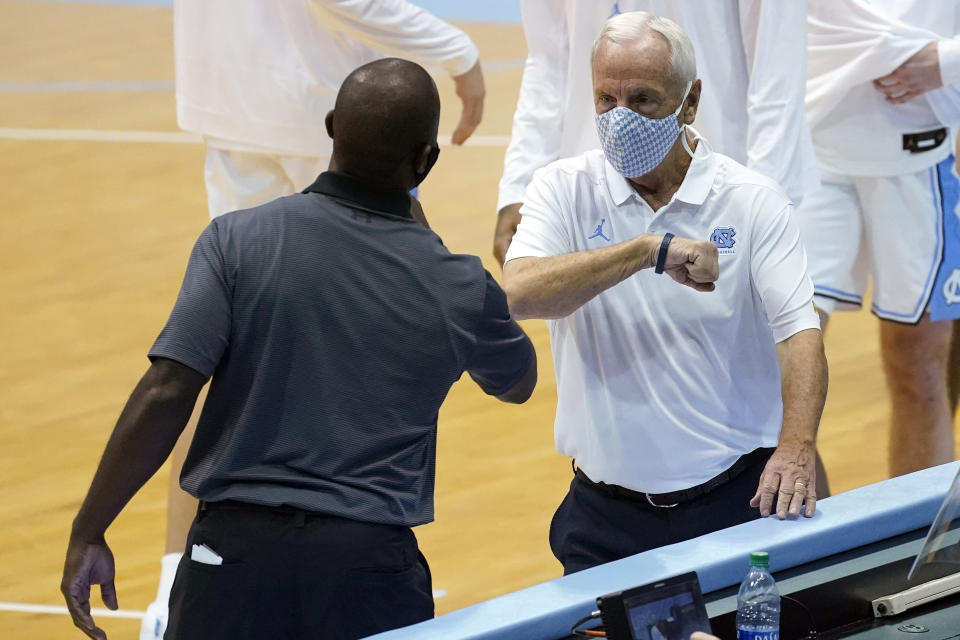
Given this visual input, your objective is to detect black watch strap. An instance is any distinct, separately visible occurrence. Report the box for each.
[654,233,675,274]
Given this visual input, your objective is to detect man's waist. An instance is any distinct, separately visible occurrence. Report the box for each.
[813,124,950,177]
[198,499,418,531]
[186,476,434,527]
[574,447,774,508]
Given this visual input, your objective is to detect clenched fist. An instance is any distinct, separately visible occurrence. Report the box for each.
[661,236,719,291]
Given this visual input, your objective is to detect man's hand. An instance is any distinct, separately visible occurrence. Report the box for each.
[661,237,719,292]
[451,62,485,145]
[750,444,817,519]
[690,634,721,640]
[61,533,118,640]
[493,203,522,267]
[873,41,942,104]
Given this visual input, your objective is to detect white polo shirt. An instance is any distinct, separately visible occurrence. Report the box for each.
[505,136,819,493]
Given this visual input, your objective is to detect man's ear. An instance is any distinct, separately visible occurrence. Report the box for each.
[413,142,440,186]
[683,79,701,125]
[325,110,335,139]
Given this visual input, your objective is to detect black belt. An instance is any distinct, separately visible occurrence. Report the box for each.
[199,499,335,527]
[574,447,773,508]
[902,127,947,154]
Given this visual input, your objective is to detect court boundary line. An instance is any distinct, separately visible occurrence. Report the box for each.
[0,601,145,619]
[0,80,176,93]
[0,61,523,96]
[0,589,449,618]
[0,127,509,147]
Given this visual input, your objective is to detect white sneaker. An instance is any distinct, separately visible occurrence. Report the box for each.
[139,552,182,640]
[139,598,169,640]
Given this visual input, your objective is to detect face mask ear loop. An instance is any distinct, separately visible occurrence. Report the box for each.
[676,81,694,158]
[680,126,695,158]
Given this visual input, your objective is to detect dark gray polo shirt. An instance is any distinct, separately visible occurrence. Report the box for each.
[149,172,534,527]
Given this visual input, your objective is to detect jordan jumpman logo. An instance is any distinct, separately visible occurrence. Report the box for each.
[588,218,611,242]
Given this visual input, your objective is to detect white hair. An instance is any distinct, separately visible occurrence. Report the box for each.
[591,11,697,95]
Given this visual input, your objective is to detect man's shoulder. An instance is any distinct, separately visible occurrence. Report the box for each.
[213,193,314,229]
[712,153,792,207]
[436,250,486,285]
[532,148,607,185]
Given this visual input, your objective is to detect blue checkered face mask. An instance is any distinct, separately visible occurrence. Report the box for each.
[595,82,692,178]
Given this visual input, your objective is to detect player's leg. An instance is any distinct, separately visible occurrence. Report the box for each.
[162,387,207,562]
[952,143,960,416]
[950,322,960,414]
[861,168,954,476]
[141,145,298,639]
[795,177,867,498]
[279,153,330,194]
[203,145,302,218]
[140,387,205,639]
[880,317,953,476]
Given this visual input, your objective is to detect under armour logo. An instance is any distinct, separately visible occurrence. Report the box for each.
[942,269,960,305]
[588,218,611,242]
[351,210,372,223]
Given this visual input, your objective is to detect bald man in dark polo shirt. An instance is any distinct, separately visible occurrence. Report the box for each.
[61,58,537,640]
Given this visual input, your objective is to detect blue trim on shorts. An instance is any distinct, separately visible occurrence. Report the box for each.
[813,285,863,305]
[870,164,945,323]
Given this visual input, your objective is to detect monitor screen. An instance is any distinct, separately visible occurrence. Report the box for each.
[624,580,710,640]
[598,572,712,640]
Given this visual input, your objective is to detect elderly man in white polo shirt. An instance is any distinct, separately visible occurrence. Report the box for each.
[502,12,828,573]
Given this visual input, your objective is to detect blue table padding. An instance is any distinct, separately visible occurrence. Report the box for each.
[367,461,960,640]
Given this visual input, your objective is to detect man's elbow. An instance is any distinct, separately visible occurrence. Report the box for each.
[502,262,534,321]
[496,352,538,404]
[505,288,534,321]
[496,379,536,404]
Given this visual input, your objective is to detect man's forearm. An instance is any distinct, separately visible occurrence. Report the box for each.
[503,235,660,320]
[776,328,828,450]
[72,359,206,541]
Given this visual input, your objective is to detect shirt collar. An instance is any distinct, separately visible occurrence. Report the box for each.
[604,127,718,208]
[303,171,412,219]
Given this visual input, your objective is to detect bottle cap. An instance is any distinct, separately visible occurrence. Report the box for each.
[749,551,770,567]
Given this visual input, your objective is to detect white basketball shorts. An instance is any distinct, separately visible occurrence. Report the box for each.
[795,165,952,324]
[203,145,329,219]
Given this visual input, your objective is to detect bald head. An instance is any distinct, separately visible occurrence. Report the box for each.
[326,58,441,188]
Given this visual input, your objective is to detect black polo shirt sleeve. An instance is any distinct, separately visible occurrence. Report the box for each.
[466,271,535,396]
[149,222,232,378]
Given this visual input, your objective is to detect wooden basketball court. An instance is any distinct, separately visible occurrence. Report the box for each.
[0,2,954,638]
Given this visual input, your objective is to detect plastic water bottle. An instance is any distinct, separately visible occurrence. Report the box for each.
[736,551,780,640]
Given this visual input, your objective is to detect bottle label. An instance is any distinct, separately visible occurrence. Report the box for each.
[737,630,778,640]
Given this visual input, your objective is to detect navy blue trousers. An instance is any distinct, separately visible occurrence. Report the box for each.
[165,501,433,640]
[549,449,774,575]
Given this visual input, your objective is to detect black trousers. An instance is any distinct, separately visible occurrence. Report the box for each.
[165,501,433,640]
[549,449,774,575]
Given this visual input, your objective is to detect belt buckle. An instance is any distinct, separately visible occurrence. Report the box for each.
[645,493,679,508]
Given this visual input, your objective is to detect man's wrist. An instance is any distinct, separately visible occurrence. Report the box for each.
[775,433,816,451]
[71,513,107,543]
[636,234,663,271]
[654,233,675,274]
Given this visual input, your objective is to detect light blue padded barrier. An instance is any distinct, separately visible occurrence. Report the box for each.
[368,460,960,640]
